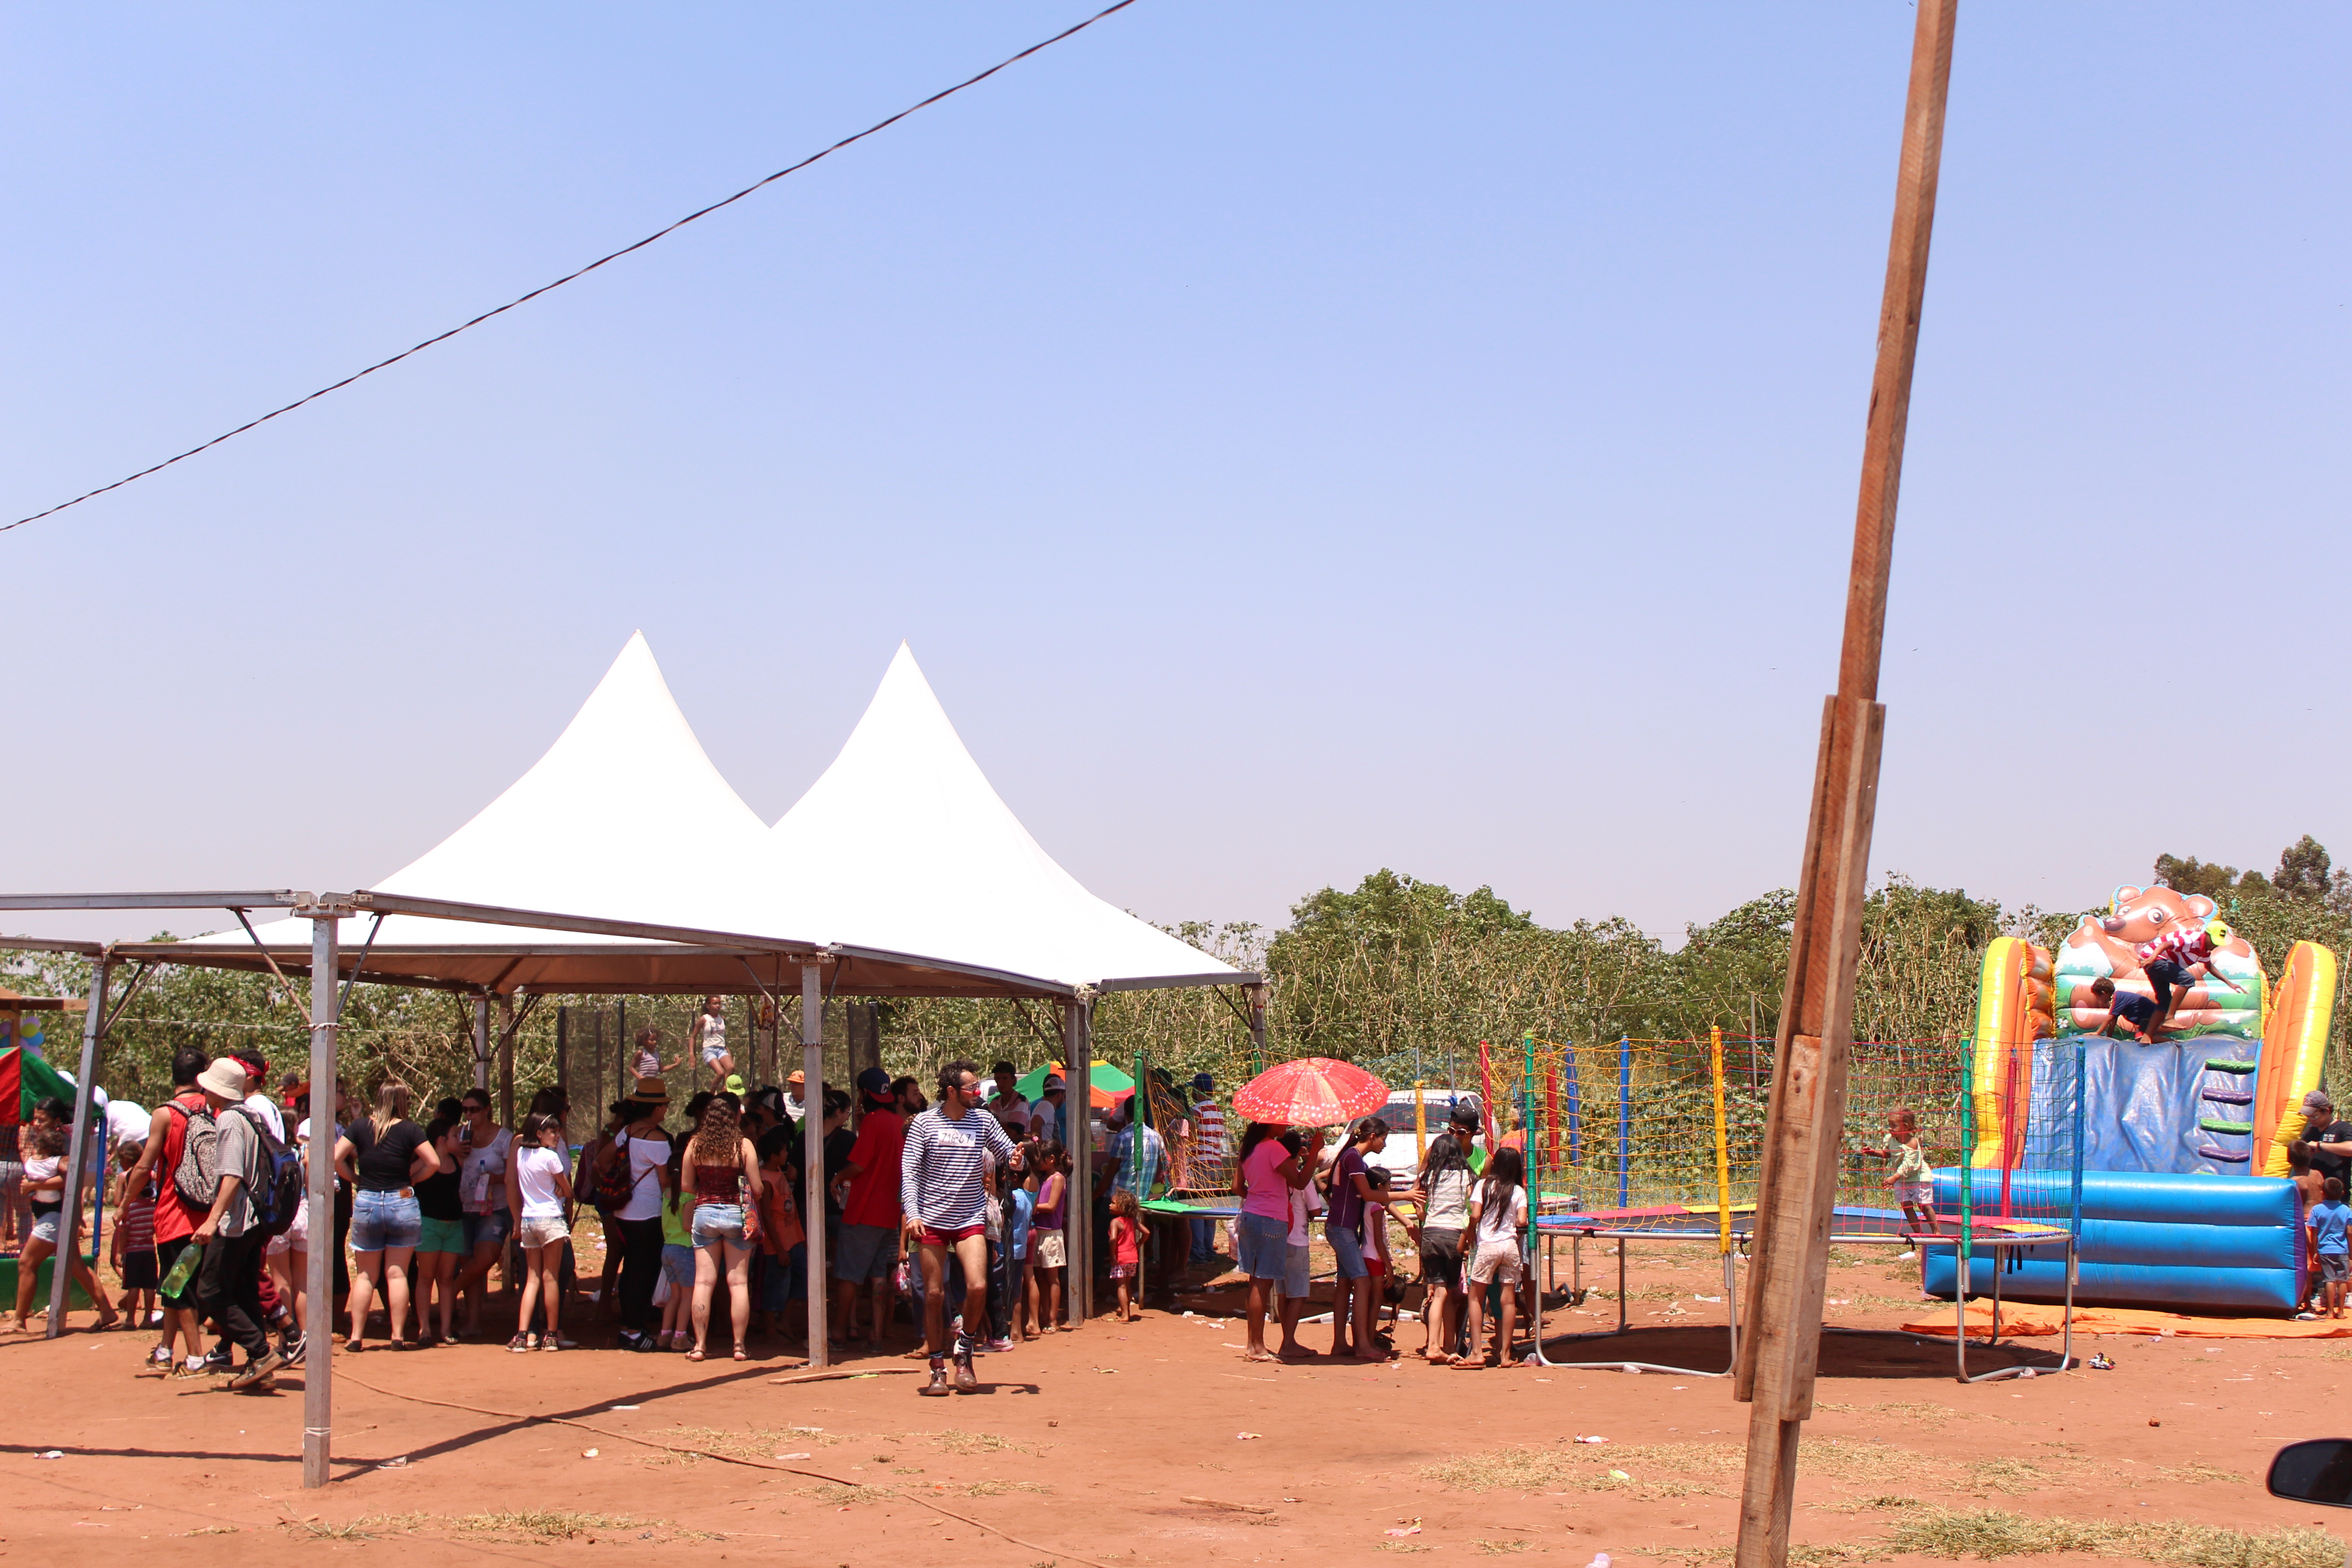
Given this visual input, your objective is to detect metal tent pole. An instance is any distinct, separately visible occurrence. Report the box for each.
[801,960,828,1367]
[1247,983,1266,1075]
[302,911,341,1488]
[48,953,113,1336]
[498,994,517,1127]
[1066,997,1093,1324]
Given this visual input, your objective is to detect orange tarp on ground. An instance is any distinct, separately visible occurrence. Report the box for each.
[1902,1302,2352,1340]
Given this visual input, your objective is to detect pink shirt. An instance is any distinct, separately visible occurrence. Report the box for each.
[1240,1139,1294,1222]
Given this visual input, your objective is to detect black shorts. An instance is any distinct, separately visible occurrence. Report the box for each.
[155,1235,197,1306]
[120,1249,159,1291]
[1419,1227,1464,1290]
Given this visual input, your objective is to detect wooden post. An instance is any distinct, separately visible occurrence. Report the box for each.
[497,994,517,1127]
[1732,5,1956,1566]
[847,1003,881,1098]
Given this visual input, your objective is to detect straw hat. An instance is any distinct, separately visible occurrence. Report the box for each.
[627,1076,670,1106]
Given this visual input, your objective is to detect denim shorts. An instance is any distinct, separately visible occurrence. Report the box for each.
[350,1189,422,1253]
[691,1202,749,1249]
[463,1207,513,1254]
[1234,1211,1289,1280]
[29,1210,59,1246]
[1328,1225,1369,1280]
[661,1244,696,1288]
[833,1222,898,1283]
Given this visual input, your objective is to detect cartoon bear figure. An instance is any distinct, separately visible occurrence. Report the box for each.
[2053,884,2260,1040]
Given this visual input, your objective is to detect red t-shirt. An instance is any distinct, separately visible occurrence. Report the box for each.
[840,1109,905,1230]
[152,1091,208,1245]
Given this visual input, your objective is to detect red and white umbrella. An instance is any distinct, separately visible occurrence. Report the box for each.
[1231,1057,1388,1128]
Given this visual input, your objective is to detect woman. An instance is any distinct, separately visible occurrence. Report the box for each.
[1232,1120,1311,1362]
[693,997,732,1092]
[681,1094,761,1361]
[592,1078,672,1352]
[411,1113,467,1345]
[505,1113,573,1352]
[1413,1105,1479,1364]
[334,1080,442,1351]
[578,1100,628,1318]
[452,1089,514,1339]
[10,1123,117,1333]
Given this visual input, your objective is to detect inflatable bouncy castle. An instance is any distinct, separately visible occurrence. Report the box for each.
[1924,885,2336,1313]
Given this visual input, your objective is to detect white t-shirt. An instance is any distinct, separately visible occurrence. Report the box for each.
[104,1099,152,1153]
[240,1093,285,1143]
[460,1126,513,1214]
[1284,1177,1326,1247]
[615,1129,669,1223]
[514,1144,568,1219]
[1474,1183,1527,1245]
[1423,1164,1472,1230]
[990,1092,1030,1133]
[696,1014,727,1064]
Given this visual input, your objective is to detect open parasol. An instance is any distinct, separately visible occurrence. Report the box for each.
[1231,1056,1388,1128]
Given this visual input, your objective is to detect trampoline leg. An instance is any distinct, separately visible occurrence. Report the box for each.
[1953,1250,1967,1384]
[1617,1243,1627,1334]
[1723,1249,1738,1372]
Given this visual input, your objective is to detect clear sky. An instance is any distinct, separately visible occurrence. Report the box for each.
[6,4,2346,946]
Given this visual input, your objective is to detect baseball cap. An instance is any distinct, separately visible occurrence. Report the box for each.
[855,1066,891,1100]
[1192,1073,1213,1092]
[1042,1073,1065,1093]
[2305,1090,2334,1115]
[2206,919,2231,944]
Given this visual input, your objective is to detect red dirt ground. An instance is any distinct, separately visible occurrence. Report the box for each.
[0,1239,2336,1566]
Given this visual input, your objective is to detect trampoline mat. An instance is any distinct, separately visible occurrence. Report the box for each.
[1535,1203,2069,1245]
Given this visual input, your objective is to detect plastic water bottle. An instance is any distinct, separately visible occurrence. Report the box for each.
[159,1240,203,1298]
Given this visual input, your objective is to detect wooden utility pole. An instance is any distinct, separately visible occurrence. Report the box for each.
[1732,5,1957,1566]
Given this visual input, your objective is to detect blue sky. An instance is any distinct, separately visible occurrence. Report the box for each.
[5,4,2346,944]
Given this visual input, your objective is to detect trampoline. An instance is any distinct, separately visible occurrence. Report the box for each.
[1531,1200,2075,1383]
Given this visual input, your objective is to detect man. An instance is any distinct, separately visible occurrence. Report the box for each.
[983,1061,1029,1136]
[828,1068,905,1349]
[783,1069,809,1126]
[191,1058,281,1390]
[2293,1091,2352,1188]
[901,1059,1016,1396]
[119,1048,212,1377]
[1100,1095,1166,1199]
[1029,1074,1066,1145]
[1188,1073,1227,1264]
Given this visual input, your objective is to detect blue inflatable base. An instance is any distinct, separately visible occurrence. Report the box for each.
[1919,1167,2304,1314]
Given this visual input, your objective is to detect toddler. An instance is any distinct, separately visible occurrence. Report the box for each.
[1869,1107,1938,1237]
[2310,1176,2351,1320]
[1107,1189,1143,1322]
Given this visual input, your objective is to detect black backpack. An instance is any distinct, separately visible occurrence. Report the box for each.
[163,1099,219,1210]
[231,1107,307,1239]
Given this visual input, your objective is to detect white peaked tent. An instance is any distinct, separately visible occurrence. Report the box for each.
[730,642,1244,994]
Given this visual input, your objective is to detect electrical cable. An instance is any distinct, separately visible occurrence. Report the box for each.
[4,0,1138,535]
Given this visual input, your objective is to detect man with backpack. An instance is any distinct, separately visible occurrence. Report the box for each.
[118,1048,213,1378]
[191,1057,290,1391]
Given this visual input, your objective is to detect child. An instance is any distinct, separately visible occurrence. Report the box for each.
[2310,1176,2351,1320]
[1029,1140,1068,1333]
[2084,977,2162,1044]
[1868,1108,1938,1237]
[1008,1159,1037,1340]
[1107,1189,1144,1322]
[1461,1145,1526,1370]
[2293,1148,2328,1317]
[751,1127,805,1344]
[507,1113,573,1352]
[656,1140,696,1351]
[1362,1164,1396,1346]
[110,1139,159,1344]
[13,1124,116,1333]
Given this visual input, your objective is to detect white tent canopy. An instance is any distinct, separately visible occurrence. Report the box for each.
[142,635,1243,999]
[730,642,1241,993]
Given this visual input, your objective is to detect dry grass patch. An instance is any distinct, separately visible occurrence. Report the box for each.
[960,1480,1050,1497]
[793,1484,891,1506]
[1420,1441,1743,1499]
[1812,1493,1923,1516]
[2156,1463,2246,1486]
[1884,1508,2337,1568]
[1965,1456,2083,1495]
[659,1423,847,1460]
[1795,1437,1925,1488]
[1472,1542,1532,1556]
[328,1511,681,1543]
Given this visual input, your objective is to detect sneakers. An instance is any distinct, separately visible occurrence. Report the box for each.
[280,1334,307,1367]
[920,1356,952,1396]
[952,1343,978,1394]
[985,1337,1014,1353]
[227,1350,283,1391]
[169,1359,211,1380]
[508,1333,535,1353]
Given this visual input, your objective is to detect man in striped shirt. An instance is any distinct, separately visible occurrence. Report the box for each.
[1189,1074,1228,1264]
[901,1059,1016,1396]
[2136,919,2241,1026]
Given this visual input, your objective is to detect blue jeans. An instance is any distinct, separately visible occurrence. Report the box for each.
[349,1189,421,1253]
[1328,1226,1369,1280]
[1190,1215,1216,1262]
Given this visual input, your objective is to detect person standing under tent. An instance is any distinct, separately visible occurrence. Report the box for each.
[453,1088,515,1340]
[335,1080,442,1352]
[506,1112,574,1352]
[900,1060,1018,1396]
[412,1114,467,1346]
[2137,918,2241,1028]
[782,1070,809,1127]
[693,997,733,1094]
[1327,1117,1392,1362]
[984,1061,1029,1135]
[1029,1075,1065,1145]
[1187,1073,1227,1264]
[830,1068,906,1350]
[597,1079,673,1353]
[1233,1120,1312,1363]
[681,1094,760,1362]
[119,1048,210,1376]
[191,1058,278,1389]
[1412,1106,1479,1366]
[1028,1141,1069,1333]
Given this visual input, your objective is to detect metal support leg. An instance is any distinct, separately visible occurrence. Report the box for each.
[801,961,828,1367]
[48,955,113,1337]
[303,913,341,1487]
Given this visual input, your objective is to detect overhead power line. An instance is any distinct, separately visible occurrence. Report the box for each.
[5,0,1138,536]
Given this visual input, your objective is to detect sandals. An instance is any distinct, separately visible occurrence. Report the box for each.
[344,1339,365,1354]
[732,1346,749,1362]
[685,1347,706,1362]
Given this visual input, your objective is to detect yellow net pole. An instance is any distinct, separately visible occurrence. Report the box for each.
[1414,1079,1428,1166]
[1710,1025,1731,1254]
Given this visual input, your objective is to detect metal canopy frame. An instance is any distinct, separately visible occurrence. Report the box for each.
[0,887,1267,1489]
